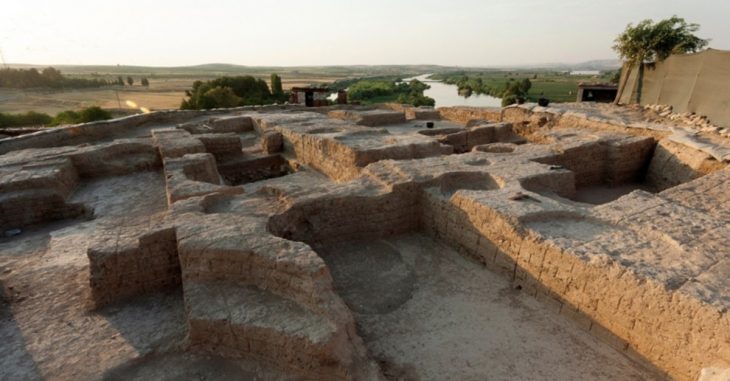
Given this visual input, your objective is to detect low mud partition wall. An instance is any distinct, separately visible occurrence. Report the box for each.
[267,187,421,245]
[87,225,181,308]
[217,154,293,185]
[533,136,656,189]
[646,139,727,191]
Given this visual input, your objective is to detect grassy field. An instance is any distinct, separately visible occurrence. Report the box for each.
[430,70,618,103]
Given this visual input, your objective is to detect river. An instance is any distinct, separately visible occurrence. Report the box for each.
[406,74,502,108]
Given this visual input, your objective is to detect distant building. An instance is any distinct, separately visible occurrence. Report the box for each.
[576,83,618,103]
[290,87,331,107]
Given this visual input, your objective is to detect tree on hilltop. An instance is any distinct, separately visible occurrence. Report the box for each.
[613,16,708,102]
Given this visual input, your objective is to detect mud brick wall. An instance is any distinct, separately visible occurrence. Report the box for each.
[646,139,725,191]
[152,129,207,159]
[68,140,162,177]
[187,314,352,381]
[0,158,79,198]
[0,105,298,155]
[268,189,420,246]
[422,191,728,380]
[196,133,243,162]
[184,280,361,381]
[279,130,362,181]
[603,137,656,185]
[162,153,234,204]
[438,106,501,125]
[217,155,289,186]
[533,142,609,187]
[512,230,730,380]
[406,108,440,120]
[0,190,87,231]
[207,115,254,133]
[351,142,444,168]
[0,158,86,230]
[178,242,327,314]
[88,227,180,308]
[533,137,655,187]
[328,110,406,127]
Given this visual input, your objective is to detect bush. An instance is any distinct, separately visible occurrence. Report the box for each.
[0,107,112,128]
[180,76,276,110]
[52,106,112,125]
[52,110,81,125]
[200,86,241,109]
[500,78,531,106]
[77,106,112,123]
[347,78,434,106]
[0,111,53,127]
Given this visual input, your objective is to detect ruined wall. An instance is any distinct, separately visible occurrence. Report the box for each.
[646,139,726,191]
[328,110,406,127]
[438,106,501,125]
[268,187,420,246]
[420,189,728,379]
[87,226,180,308]
[532,137,656,187]
[0,105,307,155]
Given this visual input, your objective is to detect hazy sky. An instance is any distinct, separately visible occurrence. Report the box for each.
[2,0,729,67]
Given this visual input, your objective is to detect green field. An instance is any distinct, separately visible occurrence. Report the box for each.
[430,70,619,103]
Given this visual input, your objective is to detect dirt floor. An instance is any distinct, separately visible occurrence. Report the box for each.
[571,183,656,205]
[318,234,657,381]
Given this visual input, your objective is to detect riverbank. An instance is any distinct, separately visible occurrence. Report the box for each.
[406,74,503,107]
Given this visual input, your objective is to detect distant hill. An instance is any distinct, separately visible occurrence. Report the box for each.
[505,59,622,71]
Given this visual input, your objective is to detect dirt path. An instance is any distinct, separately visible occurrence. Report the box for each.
[319,233,657,381]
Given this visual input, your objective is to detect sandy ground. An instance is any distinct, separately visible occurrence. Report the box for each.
[319,234,657,381]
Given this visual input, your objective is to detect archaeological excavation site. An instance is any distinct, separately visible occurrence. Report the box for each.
[0,101,729,381]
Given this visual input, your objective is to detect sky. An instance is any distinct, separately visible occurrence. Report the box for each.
[1,0,729,67]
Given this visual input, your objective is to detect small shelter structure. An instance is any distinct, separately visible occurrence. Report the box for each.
[290,87,331,107]
[576,83,618,103]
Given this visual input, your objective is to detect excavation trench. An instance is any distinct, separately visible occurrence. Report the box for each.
[528,136,726,205]
[267,174,656,380]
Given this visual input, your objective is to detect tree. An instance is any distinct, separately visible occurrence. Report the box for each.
[140,77,149,86]
[613,16,708,102]
[117,76,125,86]
[199,86,240,109]
[180,76,274,109]
[270,73,284,100]
[126,76,134,86]
[501,78,532,106]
